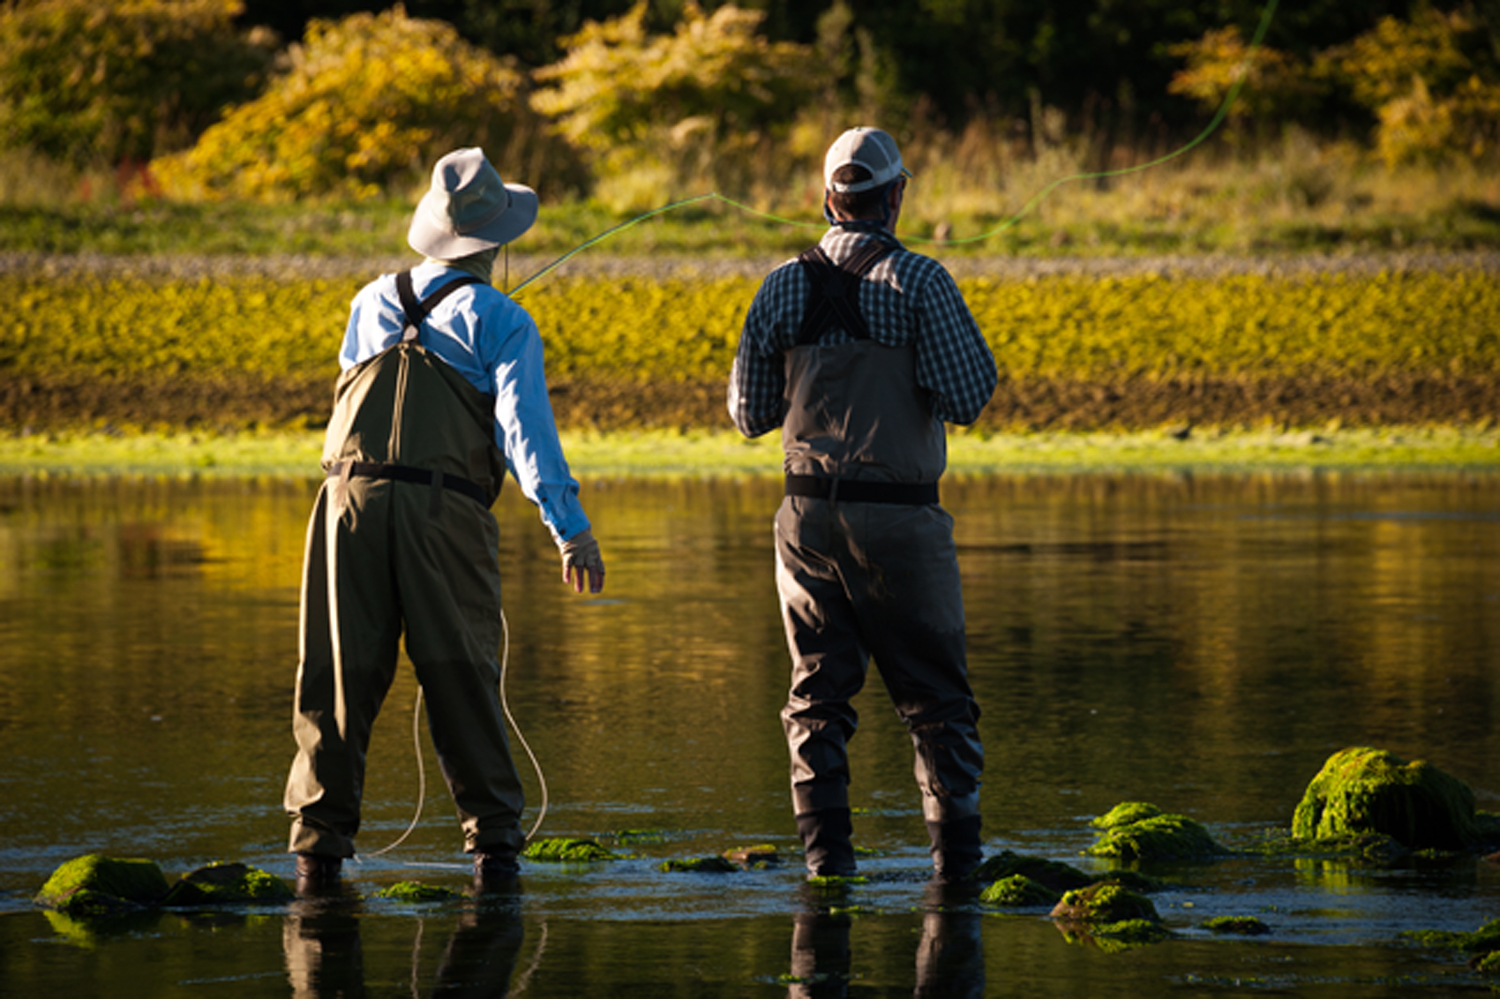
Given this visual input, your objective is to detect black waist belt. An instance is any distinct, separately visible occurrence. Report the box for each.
[325,461,489,506]
[785,474,939,506]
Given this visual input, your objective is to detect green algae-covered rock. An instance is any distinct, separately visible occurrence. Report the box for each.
[980,874,1060,907]
[1050,882,1161,925]
[1203,916,1271,935]
[1092,802,1163,829]
[35,855,170,915]
[660,856,738,873]
[1085,804,1225,861]
[375,881,462,902]
[522,837,618,863]
[162,862,292,906]
[723,845,780,868]
[972,850,1095,893]
[1293,747,1482,851]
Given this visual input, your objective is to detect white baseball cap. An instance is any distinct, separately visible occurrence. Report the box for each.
[407,147,538,259]
[824,127,912,193]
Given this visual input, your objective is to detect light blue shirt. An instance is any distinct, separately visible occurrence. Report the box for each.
[341,261,589,544]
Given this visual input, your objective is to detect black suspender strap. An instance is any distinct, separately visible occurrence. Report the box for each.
[794,239,895,346]
[395,270,485,344]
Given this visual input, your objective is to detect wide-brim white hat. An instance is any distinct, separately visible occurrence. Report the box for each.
[408,147,539,259]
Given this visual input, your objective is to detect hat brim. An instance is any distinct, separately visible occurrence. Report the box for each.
[407,182,539,259]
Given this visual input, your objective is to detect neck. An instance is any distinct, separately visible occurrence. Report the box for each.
[428,247,499,284]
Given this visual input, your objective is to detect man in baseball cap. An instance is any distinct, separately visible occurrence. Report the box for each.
[284,147,604,892]
[730,127,995,884]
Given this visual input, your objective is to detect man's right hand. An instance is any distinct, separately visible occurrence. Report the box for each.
[559,528,605,594]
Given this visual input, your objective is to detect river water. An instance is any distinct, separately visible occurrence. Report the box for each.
[2,471,1499,997]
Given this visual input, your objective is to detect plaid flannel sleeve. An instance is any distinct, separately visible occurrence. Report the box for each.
[728,268,798,438]
[912,264,997,426]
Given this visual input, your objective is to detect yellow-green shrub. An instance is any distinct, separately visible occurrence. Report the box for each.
[151,6,567,203]
[0,0,277,166]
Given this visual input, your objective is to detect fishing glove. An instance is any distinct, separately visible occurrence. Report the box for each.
[560,528,605,594]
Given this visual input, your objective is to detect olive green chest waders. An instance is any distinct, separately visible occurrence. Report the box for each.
[775,241,985,879]
[284,273,528,861]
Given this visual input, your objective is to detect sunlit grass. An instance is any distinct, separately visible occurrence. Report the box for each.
[3,426,1495,480]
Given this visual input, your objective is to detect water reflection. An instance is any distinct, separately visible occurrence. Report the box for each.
[787,882,985,998]
[284,896,526,998]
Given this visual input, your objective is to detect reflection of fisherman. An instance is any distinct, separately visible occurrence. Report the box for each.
[283,899,526,997]
[729,127,996,881]
[786,884,985,997]
[283,147,605,890]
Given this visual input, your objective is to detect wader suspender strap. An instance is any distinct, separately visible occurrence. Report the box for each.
[786,239,939,507]
[793,240,895,346]
[325,270,493,508]
[394,270,484,344]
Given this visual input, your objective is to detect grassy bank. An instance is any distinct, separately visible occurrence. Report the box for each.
[3,426,1496,480]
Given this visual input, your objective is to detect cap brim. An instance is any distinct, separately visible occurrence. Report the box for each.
[407,182,539,259]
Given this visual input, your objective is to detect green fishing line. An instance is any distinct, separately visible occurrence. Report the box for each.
[512,0,1279,293]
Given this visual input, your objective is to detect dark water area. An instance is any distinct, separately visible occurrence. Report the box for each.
[2,471,1499,997]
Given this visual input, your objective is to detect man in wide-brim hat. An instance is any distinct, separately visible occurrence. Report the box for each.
[283,147,605,891]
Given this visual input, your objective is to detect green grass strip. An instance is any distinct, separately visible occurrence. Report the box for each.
[1,426,1496,479]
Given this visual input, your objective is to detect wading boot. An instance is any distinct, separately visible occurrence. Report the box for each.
[797,807,857,879]
[294,853,343,895]
[473,851,521,895]
[927,815,983,884]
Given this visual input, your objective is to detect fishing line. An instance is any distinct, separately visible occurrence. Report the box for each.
[510,0,1279,292]
[363,0,1278,861]
[364,607,549,859]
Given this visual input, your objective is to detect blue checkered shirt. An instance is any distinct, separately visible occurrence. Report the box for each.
[729,225,997,437]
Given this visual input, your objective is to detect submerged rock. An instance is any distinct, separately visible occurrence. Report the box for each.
[1403,917,1500,974]
[1203,916,1271,935]
[971,850,1094,893]
[1293,747,1490,851]
[979,874,1059,907]
[659,856,738,873]
[374,881,462,902]
[1086,803,1225,861]
[722,845,780,868]
[35,855,170,916]
[162,862,292,906]
[521,837,618,863]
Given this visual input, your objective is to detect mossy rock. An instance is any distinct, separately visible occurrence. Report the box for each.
[722,845,780,867]
[1090,919,1175,948]
[35,855,170,915]
[162,862,292,906]
[971,850,1094,893]
[1051,882,1161,925]
[1092,802,1163,829]
[1085,806,1225,862]
[660,856,738,873]
[521,837,618,863]
[1293,747,1482,851]
[375,881,462,903]
[1403,916,1500,964]
[980,874,1060,907]
[1203,916,1271,935]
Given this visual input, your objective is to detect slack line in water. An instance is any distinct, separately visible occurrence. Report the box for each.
[505,0,1281,296]
[361,608,549,860]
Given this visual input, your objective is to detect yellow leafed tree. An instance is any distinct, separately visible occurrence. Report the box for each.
[152,6,563,202]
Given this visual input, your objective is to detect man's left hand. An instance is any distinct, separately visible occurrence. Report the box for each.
[559,528,605,594]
